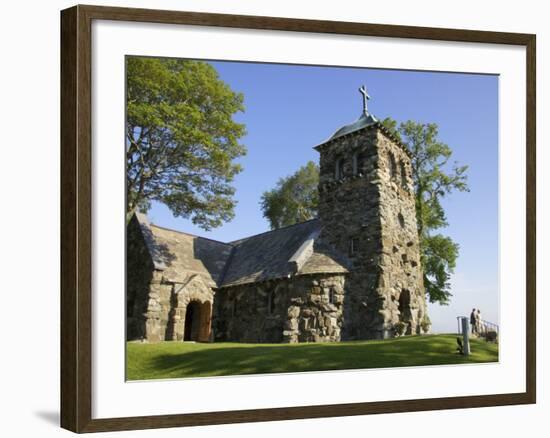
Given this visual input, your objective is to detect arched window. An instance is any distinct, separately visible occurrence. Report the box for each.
[388,152,398,180]
[400,161,408,188]
[398,289,411,319]
[353,152,365,175]
[329,288,336,305]
[335,157,345,180]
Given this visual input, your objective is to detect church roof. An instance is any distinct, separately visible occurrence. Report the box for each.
[222,219,349,287]
[133,214,349,289]
[134,213,233,287]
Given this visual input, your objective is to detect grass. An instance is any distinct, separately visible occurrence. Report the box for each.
[126,334,498,380]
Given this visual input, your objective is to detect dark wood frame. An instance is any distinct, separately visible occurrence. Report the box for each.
[61,4,536,433]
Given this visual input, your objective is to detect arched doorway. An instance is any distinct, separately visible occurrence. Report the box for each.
[183,300,212,342]
[184,301,200,341]
[398,289,412,334]
[398,289,410,312]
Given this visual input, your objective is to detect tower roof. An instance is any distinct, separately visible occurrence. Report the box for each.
[314,85,411,157]
[315,84,378,148]
[327,111,379,143]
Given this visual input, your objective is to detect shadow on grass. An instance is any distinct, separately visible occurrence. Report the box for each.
[127,335,498,380]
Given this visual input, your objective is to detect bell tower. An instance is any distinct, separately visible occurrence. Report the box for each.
[315,86,427,339]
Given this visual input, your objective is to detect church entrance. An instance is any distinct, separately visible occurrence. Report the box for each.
[183,300,212,342]
[184,301,200,341]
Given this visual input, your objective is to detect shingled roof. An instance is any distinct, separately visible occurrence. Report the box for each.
[133,214,349,289]
[222,219,349,287]
[134,213,233,287]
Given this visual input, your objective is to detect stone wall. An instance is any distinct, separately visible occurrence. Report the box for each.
[140,273,215,343]
[318,128,386,339]
[126,216,155,340]
[376,131,427,336]
[317,125,427,339]
[141,271,173,343]
[213,274,346,343]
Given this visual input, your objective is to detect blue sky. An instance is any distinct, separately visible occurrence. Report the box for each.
[147,60,499,333]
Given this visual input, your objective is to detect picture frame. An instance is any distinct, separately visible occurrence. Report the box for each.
[60,4,536,433]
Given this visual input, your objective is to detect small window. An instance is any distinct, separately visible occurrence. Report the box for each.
[232,297,238,316]
[388,152,398,180]
[400,161,408,188]
[349,236,359,256]
[353,152,365,175]
[329,289,336,305]
[335,157,345,180]
[267,290,275,314]
[398,212,405,228]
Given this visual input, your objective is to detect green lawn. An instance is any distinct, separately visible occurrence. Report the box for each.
[126,334,498,380]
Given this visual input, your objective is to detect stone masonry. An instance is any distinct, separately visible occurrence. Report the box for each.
[316,117,427,339]
[213,274,345,343]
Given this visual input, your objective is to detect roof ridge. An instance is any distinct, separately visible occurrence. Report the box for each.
[229,218,319,245]
[149,223,233,247]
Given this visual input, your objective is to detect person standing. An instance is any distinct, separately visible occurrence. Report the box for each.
[470,308,477,335]
[476,309,483,336]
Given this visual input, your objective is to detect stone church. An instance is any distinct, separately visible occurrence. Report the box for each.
[126,87,428,344]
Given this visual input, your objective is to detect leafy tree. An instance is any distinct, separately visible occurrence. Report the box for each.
[381,117,469,304]
[260,161,319,229]
[126,57,246,230]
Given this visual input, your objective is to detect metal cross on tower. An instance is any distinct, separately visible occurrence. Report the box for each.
[359,85,371,114]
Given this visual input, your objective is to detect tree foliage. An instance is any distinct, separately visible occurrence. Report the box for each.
[381,117,469,304]
[126,57,246,230]
[260,161,319,229]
